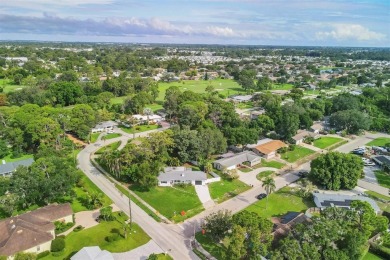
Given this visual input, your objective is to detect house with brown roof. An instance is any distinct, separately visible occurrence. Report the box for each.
[251,140,287,159]
[0,203,73,258]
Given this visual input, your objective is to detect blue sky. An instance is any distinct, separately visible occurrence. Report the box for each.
[0,0,389,47]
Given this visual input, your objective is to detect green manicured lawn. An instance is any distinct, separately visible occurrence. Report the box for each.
[103,133,122,140]
[0,153,33,163]
[195,233,229,260]
[281,146,315,163]
[0,79,28,93]
[256,170,275,180]
[374,170,390,189]
[208,177,251,203]
[41,212,150,260]
[367,137,390,147]
[130,185,204,222]
[365,191,390,212]
[245,187,314,219]
[120,124,159,134]
[155,254,174,260]
[362,252,383,260]
[95,141,121,154]
[90,133,100,143]
[271,83,293,90]
[313,136,343,149]
[260,159,286,169]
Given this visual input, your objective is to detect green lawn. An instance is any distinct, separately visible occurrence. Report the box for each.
[313,136,343,149]
[256,170,275,180]
[364,190,390,212]
[374,170,390,189]
[271,83,294,90]
[155,254,174,260]
[367,137,390,147]
[110,96,127,105]
[0,153,33,163]
[90,133,100,143]
[208,177,251,203]
[259,159,286,169]
[41,212,150,260]
[130,185,204,222]
[103,133,122,140]
[245,187,314,219]
[362,252,383,260]
[95,141,121,155]
[120,124,159,134]
[281,146,315,163]
[236,102,254,109]
[195,232,229,260]
[0,79,28,93]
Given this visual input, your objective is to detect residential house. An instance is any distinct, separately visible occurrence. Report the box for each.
[71,246,114,260]
[310,122,324,134]
[0,158,34,177]
[157,167,208,186]
[372,155,390,169]
[313,193,380,214]
[251,140,287,159]
[272,212,311,241]
[213,151,261,171]
[132,114,164,124]
[91,121,118,133]
[231,95,253,103]
[0,204,73,257]
[292,130,319,145]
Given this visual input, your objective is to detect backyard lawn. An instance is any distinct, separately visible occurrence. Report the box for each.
[130,185,204,222]
[245,187,314,219]
[281,146,315,163]
[256,170,275,180]
[41,212,150,260]
[367,137,390,147]
[374,170,390,189]
[313,136,343,149]
[208,177,251,203]
[120,124,159,134]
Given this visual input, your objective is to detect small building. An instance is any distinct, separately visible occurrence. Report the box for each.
[372,155,390,169]
[0,203,73,257]
[310,122,324,134]
[71,246,114,260]
[313,193,380,214]
[213,151,261,171]
[158,167,207,186]
[251,140,287,159]
[0,158,34,177]
[132,114,164,124]
[292,130,319,145]
[91,121,118,133]
[231,95,253,103]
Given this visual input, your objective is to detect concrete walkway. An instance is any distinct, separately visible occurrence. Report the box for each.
[358,180,389,196]
[113,240,164,260]
[238,167,278,186]
[194,185,215,209]
[299,143,322,152]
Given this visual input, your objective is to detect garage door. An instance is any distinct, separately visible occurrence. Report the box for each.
[195,181,203,185]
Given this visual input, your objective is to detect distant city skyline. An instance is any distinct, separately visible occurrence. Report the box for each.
[0,0,389,47]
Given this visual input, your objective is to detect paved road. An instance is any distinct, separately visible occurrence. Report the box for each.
[363,166,379,184]
[358,180,389,196]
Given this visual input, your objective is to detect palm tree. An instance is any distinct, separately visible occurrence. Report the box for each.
[262,177,276,209]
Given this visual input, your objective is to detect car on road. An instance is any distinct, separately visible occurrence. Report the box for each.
[256,193,267,200]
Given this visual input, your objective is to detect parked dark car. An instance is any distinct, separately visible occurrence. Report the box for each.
[298,171,309,177]
[256,193,267,200]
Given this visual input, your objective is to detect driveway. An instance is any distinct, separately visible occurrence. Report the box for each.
[194,185,215,209]
[113,240,164,260]
[238,167,278,186]
[363,166,379,184]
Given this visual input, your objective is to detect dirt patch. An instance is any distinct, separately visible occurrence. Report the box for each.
[66,133,87,147]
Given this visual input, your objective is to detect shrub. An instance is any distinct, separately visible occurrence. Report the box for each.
[369,243,390,259]
[105,233,120,242]
[54,221,75,234]
[304,136,314,144]
[289,144,296,151]
[73,225,84,232]
[278,147,288,154]
[51,237,65,252]
[37,251,50,259]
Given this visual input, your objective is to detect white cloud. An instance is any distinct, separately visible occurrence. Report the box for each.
[3,0,115,7]
[316,24,385,41]
[206,26,235,37]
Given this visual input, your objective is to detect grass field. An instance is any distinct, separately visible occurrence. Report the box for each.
[41,212,150,260]
[130,185,204,222]
[271,83,294,90]
[195,233,229,260]
[103,133,122,140]
[208,177,251,203]
[245,187,314,219]
[0,153,33,163]
[374,170,390,189]
[0,78,28,93]
[256,170,275,180]
[367,137,390,147]
[313,136,343,149]
[362,252,383,260]
[259,159,286,169]
[281,146,315,163]
[95,141,121,154]
[120,124,159,134]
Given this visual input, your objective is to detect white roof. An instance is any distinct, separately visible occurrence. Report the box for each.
[313,193,380,212]
[132,114,162,120]
[232,95,253,101]
[71,246,114,260]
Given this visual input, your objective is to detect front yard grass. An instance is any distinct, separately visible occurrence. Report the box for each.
[120,124,159,134]
[244,187,314,219]
[259,159,286,169]
[256,170,275,180]
[130,185,204,223]
[195,232,229,260]
[281,146,315,163]
[374,170,390,189]
[313,136,343,149]
[41,212,150,260]
[208,176,251,203]
[367,137,390,147]
[95,141,121,154]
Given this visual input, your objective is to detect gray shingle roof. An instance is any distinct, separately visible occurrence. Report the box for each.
[0,158,34,176]
[158,169,207,182]
[71,246,114,260]
[313,193,380,212]
[214,151,261,168]
[373,155,390,166]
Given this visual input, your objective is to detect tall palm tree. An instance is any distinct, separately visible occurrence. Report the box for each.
[262,176,276,209]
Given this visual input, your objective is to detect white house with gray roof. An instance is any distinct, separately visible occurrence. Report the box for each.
[0,158,34,177]
[157,167,208,186]
[313,193,380,214]
[213,151,261,171]
[91,121,118,133]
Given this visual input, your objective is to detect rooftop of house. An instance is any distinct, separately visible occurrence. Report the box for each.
[310,123,324,131]
[373,155,390,165]
[313,193,380,212]
[292,130,318,141]
[231,95,253,102]
[0,203,73,256]
[271,212,311,239]
[253,140,287,155]
[71,246,114,260]
[0,158,35,175]
[93,121,118,129]
[214,151,261,167]
[158,167,207,182]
